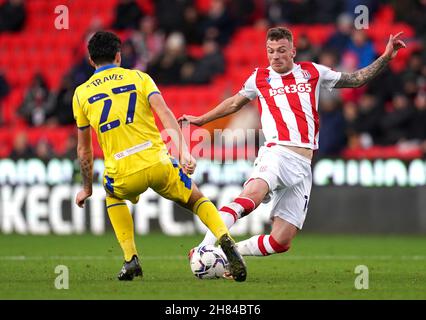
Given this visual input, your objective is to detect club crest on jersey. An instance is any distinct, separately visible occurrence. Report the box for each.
[266,77,271,83]
[301,69,311,80]
[259,165,268,172]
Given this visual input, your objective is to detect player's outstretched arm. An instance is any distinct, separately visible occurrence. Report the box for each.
[335,32,406,88]
[149,93,196,174]
[76,127,93,208]
[178,93,250,127]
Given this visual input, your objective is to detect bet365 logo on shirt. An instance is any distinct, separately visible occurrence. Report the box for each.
[269,83,312,96]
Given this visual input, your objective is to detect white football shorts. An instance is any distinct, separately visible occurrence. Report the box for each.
[244,144,312,229]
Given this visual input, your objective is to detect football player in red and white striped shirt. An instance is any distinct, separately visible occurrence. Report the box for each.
[179,27,406,269]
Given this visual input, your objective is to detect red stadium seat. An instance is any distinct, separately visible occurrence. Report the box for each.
[195,0,211,13]
[374,4,395,25]
[26,0,44,13]
[1,89,25,124]
[306,25,335,45]
[136,0,155,15]
[342,145,422,160]
[0,1,422,162]
[0,129,12,157]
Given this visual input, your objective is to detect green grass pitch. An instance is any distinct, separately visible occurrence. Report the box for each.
[0,233,425,300]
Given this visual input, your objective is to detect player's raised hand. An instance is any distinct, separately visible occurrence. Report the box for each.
[180,152,197,175]
[383,32,406,60]
[178,114,204,127]
[76,189,92,208]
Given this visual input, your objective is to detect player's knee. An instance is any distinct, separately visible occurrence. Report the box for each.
[105,195,125,207]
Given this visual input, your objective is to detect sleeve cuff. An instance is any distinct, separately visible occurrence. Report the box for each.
[147,91,161,100]
[238,91,256,101]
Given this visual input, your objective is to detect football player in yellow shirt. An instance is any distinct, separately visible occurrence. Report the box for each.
[72,31,246,282]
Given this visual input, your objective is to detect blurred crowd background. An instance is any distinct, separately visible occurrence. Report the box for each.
[0,0,425,161]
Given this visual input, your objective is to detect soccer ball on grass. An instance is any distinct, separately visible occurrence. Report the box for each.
[189,245,229,279]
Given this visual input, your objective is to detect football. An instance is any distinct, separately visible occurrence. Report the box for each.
[189,245,229,279]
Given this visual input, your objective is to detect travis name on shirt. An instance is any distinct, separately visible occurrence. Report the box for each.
[87,73,124,88]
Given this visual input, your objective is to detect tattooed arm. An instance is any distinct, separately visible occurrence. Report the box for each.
[335,55,391,88]
[75,127,93,208]
[335,32,406,89]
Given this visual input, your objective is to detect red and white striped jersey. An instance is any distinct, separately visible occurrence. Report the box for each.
[239,62,341,150]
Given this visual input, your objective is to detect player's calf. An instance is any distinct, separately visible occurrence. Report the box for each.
[220,196,256,222]
[222,235,290,279]
[198,196,257,247]
[236,235,290,256]
[218,178,268,224]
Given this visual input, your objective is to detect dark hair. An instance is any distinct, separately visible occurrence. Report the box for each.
[267,27,293,43]
[88,31,121,65]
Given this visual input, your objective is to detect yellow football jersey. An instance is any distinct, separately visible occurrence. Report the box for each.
[72,64,169,178]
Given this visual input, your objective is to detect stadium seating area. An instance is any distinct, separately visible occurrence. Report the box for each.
[0,0,423,159]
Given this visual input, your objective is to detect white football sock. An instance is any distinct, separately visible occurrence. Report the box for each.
[199,211,236,246]
[236,235,290,256]
[198,197,256,247]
